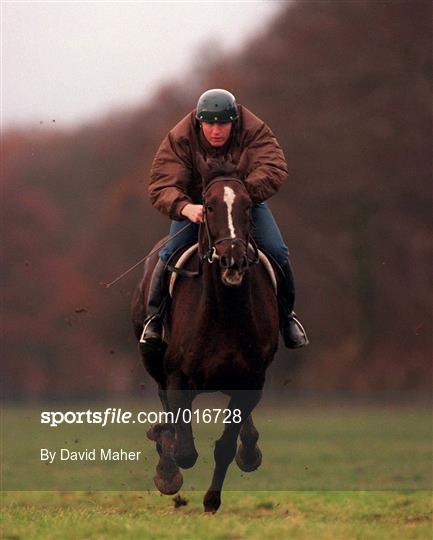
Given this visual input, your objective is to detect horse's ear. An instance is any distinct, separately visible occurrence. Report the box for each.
[195,153,209,183]
[236,150,249,178]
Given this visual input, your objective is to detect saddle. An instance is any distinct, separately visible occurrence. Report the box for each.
[165,243,277,297]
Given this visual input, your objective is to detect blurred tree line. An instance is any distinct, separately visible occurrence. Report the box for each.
[2,0,431,398]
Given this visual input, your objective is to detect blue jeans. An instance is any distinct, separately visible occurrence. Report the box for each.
[159,202,289,266]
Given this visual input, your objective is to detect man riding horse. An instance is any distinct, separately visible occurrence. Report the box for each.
[141,88,308,350]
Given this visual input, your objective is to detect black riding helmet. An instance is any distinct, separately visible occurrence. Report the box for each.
[196,89,238,123]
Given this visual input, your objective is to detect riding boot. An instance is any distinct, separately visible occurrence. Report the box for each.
[139,258,167,348]
[278,261,309,349]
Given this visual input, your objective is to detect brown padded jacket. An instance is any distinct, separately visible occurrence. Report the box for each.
[149,105,288,220]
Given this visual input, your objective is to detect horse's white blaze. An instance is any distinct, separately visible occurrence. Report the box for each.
[223,186,236,239]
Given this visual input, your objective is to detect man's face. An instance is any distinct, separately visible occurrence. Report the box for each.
[201,121,232,147]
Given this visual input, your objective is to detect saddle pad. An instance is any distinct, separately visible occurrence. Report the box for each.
[168,243,277,297]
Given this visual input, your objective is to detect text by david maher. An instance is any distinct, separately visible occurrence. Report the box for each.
[41,448,142,463]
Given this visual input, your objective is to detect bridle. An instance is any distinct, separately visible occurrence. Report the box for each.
[201,177,259,268]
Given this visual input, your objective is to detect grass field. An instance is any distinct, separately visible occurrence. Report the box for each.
[2,490,432,539]
[2,401,432,538]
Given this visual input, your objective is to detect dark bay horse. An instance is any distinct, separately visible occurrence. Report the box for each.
[132,157,279,512]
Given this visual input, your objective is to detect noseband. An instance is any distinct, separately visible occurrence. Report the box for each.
[201,177,259,268]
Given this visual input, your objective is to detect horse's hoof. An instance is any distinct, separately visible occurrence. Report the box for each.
[203,490,221,513]
[175,449,198,469]
[154,471,183,495]
[235,445,262,472]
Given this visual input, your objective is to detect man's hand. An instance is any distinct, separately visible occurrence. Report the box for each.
[181,203,204,224]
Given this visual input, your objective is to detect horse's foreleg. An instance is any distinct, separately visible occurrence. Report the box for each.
[203,390,262,513]
[147,386,183,495]
[158,386,169,411]
[166,387,198,469]
[149,424,183,495]
[146,386,169,456]
[235,414,262,472]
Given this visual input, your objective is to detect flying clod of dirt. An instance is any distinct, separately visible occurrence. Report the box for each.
[172,494,188,508]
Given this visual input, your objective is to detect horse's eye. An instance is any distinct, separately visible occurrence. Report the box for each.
[206,206,214,213]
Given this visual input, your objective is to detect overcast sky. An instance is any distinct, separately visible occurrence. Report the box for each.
[2,1,284,128]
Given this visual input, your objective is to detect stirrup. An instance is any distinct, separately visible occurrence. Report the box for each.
[282,312,309,349]
[291,314,309,345]
[139,315,164,344]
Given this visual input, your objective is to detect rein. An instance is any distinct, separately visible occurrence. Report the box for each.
[102,176,259,287]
